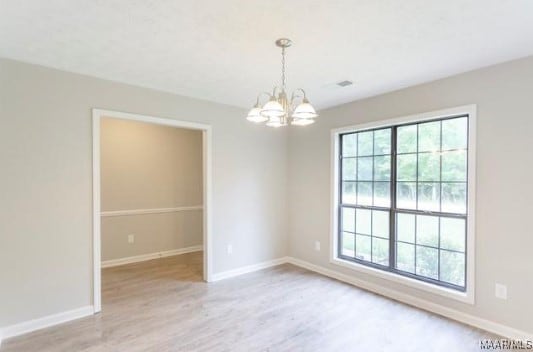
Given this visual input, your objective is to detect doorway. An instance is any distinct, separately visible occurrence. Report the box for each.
[92,109,212,313]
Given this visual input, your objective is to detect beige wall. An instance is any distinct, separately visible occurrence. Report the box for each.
[100,118,202,261]
[0,58,288,328]
[288,56,533,334]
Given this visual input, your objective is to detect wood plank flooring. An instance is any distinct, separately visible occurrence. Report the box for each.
[2,252,496,351]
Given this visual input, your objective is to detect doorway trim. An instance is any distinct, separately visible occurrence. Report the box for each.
[92,109,213,313]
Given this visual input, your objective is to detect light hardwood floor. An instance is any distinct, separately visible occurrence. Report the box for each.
[2,252,495,351]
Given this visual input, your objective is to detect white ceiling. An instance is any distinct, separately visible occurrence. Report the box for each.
[2,0,533,110]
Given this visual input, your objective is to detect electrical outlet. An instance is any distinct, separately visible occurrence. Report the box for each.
[227,244,233,255]
[127,234,135,244]
[495,283,507,300]
[314,241,321,252]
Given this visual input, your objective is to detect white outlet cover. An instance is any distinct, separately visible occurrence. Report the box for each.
[495,283,507,300]
[227,244,233,255]
[315,241,321,251]
[128,234,135,244]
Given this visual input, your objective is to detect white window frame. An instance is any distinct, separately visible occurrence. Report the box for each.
[330,105,476,304]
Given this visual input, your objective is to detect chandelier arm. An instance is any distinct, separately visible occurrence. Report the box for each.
[255,91,273,106]
[272,86,284,98]
[290,88,307,105]
[294,88,307,98]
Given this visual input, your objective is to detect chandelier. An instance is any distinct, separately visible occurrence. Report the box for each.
[246,38,318,127]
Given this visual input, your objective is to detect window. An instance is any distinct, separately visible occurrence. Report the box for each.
[336,111,472,294]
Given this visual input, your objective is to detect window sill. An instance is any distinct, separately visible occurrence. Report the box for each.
[330,257,474,304]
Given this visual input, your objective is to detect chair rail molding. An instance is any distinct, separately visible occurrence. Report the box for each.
[100,205,203,217]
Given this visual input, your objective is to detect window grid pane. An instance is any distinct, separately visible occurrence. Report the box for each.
[340,129,392,208]
[339,115,468,291]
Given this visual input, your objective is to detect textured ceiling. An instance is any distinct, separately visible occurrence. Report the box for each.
[1,0,533,110]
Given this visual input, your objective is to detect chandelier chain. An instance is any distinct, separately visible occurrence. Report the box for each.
[281,46,286,91]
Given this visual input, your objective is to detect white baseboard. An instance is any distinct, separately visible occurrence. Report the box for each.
[286,256,532,341]
[0,306,94,341]
[101,245,203,268]
[210,256,289,282]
